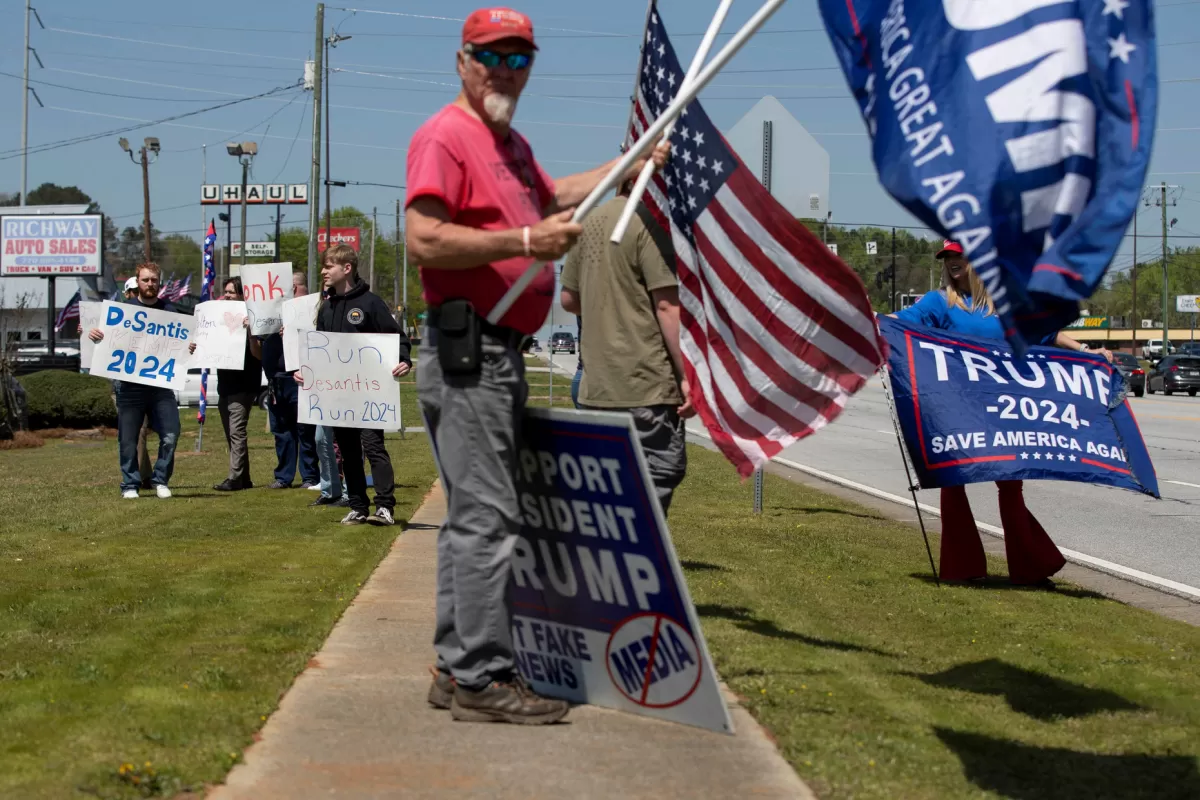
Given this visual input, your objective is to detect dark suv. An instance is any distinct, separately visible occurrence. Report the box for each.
[1147,356,1200,397]
[1111,352,1146,397]
[550,332,576,355]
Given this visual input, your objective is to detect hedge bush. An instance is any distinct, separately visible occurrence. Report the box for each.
[19,370,117,430]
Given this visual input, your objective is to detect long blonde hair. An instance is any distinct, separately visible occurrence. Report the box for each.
[943,260,996,317]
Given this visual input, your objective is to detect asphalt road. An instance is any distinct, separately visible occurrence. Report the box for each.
[543,351,1200,590]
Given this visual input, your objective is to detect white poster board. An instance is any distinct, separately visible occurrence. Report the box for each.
[78,301,102,370]
[282,293,321,372]
[297,330,400,430]
[241,262,293,336]
[91,301,192,391]
[190,300,248,370]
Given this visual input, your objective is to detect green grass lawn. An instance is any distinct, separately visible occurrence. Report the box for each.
[0,413,437,798]
[672,446,1200,799]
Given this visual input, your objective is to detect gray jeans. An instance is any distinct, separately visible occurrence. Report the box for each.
[418,330,527,690]
[585,405,688,515]
[218,392,255,484]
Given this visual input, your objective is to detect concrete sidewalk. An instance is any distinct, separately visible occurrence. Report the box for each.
[210,484,814,800]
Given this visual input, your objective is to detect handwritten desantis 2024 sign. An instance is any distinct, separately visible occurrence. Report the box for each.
[879,317,1158,497]
[1,214,103,275]
[506,409,731,733]
[296,330,400,430]
[91,301,191,391]
[241,262,293,336]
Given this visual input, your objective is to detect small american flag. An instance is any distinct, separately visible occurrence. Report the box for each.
[199,221,217,424]
[629,4,885,476]
[54,290,82,332]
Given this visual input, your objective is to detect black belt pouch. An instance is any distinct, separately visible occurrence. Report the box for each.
[436,299,482,375]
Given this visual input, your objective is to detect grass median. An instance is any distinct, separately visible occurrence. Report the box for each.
[672,445,1200,799]
[0,412,437,799]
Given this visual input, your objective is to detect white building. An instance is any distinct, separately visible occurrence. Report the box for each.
[724,96,831,220]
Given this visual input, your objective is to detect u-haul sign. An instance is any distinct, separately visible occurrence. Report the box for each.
[202,184,308,205]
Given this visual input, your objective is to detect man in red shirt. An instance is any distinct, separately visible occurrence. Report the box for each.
[406,6,667,725]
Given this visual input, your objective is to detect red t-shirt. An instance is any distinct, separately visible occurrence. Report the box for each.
[405,104,556,334]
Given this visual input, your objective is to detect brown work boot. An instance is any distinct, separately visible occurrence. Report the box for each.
[450,675,569,725]
[427,667,454,710]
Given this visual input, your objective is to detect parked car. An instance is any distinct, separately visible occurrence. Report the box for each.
[1110,352,1146,397]
[1145,356,1200,397]
[550,332,576,355]
[524,335,540,354]
[176,368,269,409]
[1176,342,1200,357]
[1142,339,1175,360]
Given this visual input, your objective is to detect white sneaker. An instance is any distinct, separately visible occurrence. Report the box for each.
[368,508,395,526]
[122,489,139,499]
[340,510,369,525]
[155,485,172,499]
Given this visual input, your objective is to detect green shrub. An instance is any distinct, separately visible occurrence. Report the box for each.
[19,370,117,430]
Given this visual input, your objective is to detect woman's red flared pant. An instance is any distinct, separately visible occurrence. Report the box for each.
[938,481,1066,584]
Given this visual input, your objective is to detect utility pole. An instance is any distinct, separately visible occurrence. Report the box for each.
[21,0,30,205]
[369,206,377,288]
[1161,182,1169,357]
[141,147,152,262]
[239,158,249,266]
[307,3,324,291]
[398,196,408,311]
[274,207,283,260]
[890,227,897,313]
[1131,202,1138,354]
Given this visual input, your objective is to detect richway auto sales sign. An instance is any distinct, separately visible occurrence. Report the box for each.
[1,214,104,276]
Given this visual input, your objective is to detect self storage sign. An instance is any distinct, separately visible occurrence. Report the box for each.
[1,214,104,276]
[506,409,732,733]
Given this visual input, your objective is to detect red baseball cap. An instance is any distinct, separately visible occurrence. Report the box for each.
[462,7,538,50]
[935,239,964,259]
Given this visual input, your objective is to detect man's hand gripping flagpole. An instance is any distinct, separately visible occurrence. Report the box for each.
[485,0,790,326]
[609,0,734,245]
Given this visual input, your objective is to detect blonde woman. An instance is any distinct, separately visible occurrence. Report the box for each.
[892,241,1108,584]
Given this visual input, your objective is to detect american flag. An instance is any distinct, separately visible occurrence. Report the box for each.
[158,274,177,300]
[198,221,217,424]
[54,290,82,332]
[628,4,886,476]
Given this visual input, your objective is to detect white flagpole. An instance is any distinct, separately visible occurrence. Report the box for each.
[487,0,789,326]
[610,0,734,245]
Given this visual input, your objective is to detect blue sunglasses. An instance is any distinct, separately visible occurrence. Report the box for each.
[469,49,534,71]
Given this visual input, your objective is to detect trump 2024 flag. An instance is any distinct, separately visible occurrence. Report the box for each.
[819,0,1158,352]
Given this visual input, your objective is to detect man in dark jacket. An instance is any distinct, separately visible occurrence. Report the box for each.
[87,262,181,499]
[307,243,412,525]
[259,270,321,491]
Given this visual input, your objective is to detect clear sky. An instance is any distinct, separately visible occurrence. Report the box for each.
[2,0,1200,282]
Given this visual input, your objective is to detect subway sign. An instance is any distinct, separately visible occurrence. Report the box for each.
[1066,316,1109,329]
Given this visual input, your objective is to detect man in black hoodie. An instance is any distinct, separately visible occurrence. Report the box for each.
[305,243,412,525]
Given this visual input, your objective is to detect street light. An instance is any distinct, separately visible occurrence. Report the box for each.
[227,141,258,266]
[119,135,160,263]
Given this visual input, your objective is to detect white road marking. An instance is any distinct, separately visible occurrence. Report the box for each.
[687,430,1200,602]
[1166,480,1200,490]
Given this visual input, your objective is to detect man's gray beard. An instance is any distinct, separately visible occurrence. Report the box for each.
[483,93,518,125]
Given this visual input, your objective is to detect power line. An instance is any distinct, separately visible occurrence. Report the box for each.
[0,69,217,103]
[45,27,299,63]
[269,94,313,182]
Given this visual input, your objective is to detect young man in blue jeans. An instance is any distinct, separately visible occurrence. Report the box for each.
[87,263,180,499]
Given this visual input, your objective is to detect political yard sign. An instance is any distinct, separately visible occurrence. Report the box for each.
[2,214,104,276]
[506,409,731,733]
[879,317,1158,497]
[240,262,293,336]
[91,301,192,391]
[296,330,401,430]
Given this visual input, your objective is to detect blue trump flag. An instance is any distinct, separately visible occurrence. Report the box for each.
[819,0,1157,352]
[879,316,1158,497]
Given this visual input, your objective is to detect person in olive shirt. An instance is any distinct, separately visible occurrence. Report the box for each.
[560,185,694,514]
[258,271,321,491]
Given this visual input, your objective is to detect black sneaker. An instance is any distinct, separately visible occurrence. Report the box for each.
[309,495,344,507]
[213,479,249,492]
[330,497,351,508]
[428,668,455,710]
[267,480,292,490]
[340,510,369,525]
[451,675,569,725]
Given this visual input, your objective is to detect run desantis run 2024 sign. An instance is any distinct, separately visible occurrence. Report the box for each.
[879,317,1158,497]
[506,409,731,734]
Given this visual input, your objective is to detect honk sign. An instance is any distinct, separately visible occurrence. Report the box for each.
[241,262,294,336]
